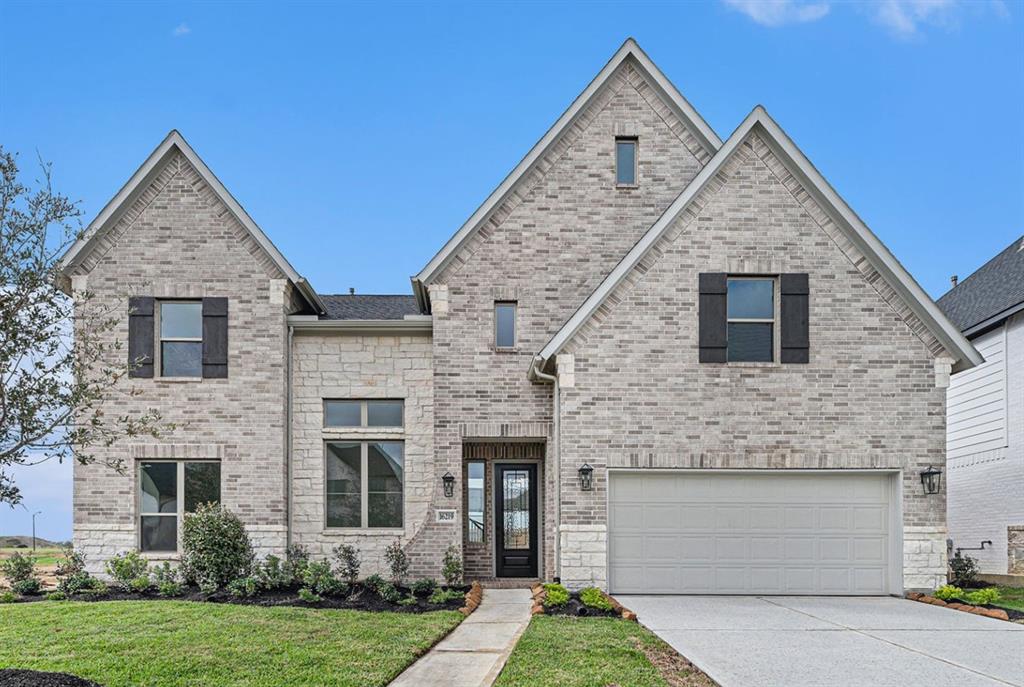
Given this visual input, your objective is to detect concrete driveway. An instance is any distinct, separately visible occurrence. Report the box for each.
[619,596,1024,687]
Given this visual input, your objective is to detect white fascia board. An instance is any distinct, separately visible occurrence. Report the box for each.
[58,130,325,315]
[537,106,982,373]
[412,38,720,290]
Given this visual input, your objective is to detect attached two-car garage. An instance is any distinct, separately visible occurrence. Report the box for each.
[608,471,900,595]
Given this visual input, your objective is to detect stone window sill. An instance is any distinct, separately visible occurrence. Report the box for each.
[155,377,203,383]
[322,528,405,536]
[615,183,639,190]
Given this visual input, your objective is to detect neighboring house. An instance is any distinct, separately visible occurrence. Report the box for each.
[59,39,981,594]
[938,236,1024,576]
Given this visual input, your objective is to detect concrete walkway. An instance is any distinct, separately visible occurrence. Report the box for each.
[621,595,1024,687]
[389,588,532,687]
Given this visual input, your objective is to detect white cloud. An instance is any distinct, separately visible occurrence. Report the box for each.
[723,0,831,27]
[870,0,958,37]
[172,23,191,37]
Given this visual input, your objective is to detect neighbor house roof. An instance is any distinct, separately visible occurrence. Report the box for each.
[411,38,721,308]
[937,235,1024,336]
[319,294,421,320]
[57,130,325,315]
[532,106,983,375]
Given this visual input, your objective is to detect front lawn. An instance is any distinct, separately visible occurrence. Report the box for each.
[993,586,1024,612]
[494,616,715,687]
[0,600,462,687]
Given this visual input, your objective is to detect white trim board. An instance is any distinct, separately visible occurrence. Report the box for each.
[534,106,982,375]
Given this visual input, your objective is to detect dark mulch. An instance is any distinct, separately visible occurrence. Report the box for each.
[0,669,102,687]
[543,595,618,618]
[11,583,469,614]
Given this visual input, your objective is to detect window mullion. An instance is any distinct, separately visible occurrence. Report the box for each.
[361,442,369,528]
[177,461,185,550]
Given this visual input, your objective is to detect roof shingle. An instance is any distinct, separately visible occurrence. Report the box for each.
[937,235,1024,333]
[318,294,420,320]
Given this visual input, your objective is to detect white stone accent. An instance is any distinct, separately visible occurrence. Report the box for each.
[903,525,948,591]
[934,357,953,389]
[560,524,607,590]
[74,523,136,577]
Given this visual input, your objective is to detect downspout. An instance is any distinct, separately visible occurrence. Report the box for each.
[286,324,294,550]
[530,356,560,582]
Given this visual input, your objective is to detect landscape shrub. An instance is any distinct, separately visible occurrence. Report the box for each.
[128,574,151,593]
[948,552,979,587]
[284,544,310,584]
[79,577,110,598]
[157,580,183,597]
[0,590,16,603]
[428,588,465,604]
[398,594,418,606]
[302,560,347,597]
[579,587,613,611]
[46,591,67,601]
[297,587,321,603]
[257,555,291,591]
[441,544,463,586]
[180,503,254,589]
[375,581,402,604]
[0,551,37,585]
[105,551,149,592]
[227,576,260,599]
[964,587,1001,606]
[384,540,409,585]
[542,583,569,608]
[934,584,964,601]
[55,546,95,595]
[151,562,182,597]
[411,578,438,598]
[364,574,385,593]
[333,544,361,584]
[11,579,41,596]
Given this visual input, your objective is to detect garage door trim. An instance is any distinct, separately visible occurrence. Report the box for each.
[606,469,903,596]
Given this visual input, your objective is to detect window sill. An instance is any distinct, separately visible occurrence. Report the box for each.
[140,552,180,560]
[155,377,203,383]
[721,361,781,368]
[492,347,521,354]
[322,427,404,438]
[615,183,639,190]
[322,528,405,535]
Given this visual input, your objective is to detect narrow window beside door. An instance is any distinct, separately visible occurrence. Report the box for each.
[467,462,485,544]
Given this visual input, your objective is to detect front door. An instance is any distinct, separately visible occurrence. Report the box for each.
[495,464,538,577]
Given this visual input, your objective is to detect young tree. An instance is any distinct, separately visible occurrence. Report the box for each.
[1,146,171,505]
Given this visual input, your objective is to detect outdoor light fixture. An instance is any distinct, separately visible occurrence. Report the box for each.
[578,463,594,491]
[919,466,942,495]
[442,471,455,498]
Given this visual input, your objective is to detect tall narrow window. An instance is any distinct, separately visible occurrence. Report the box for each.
[466,462,485,544]
[159,302,202,377]
[139,460,221,552]
[495,302,516,348]
[615,138,637,186]
[727,278,775,362]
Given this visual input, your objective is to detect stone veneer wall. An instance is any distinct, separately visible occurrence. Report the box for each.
[557,129,951,592]
[1009,526,1024,575]
[290,331,437,577]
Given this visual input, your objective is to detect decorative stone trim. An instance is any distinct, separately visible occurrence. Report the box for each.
[459,422,551,439]
[458,581,484,616]
[1009,526,1024,575]
[906,592,1010,622]
[130,443,225,460]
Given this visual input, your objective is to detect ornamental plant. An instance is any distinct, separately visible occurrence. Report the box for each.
[384,539,409,585]
[948,552,979,587]
[180,503,254,589]
[333,544,361,584]
[964,587,1000,606]
[441,544,463,586]
[579,587,613,611]
[934,584,963,601]
[105,551,149,591]
[0,551,37,587]
[543,583,569,608]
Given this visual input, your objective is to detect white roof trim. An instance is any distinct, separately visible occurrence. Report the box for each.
[536,106,982,373]
[412,38,720,294]
[58,130,325,314]
[288,317,432,335]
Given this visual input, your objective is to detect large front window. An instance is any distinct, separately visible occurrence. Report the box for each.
[326,441,404,529]
[139,461,221,552]
[727,278,775,362]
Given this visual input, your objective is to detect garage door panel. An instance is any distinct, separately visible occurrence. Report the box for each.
[608,472,895,595]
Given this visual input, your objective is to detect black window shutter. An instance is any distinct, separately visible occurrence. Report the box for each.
[698,273,728,363]
[780,273,809,364]
[127,297,154,378]
[202,297,228,378]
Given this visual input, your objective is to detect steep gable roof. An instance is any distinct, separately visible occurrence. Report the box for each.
[58,130,325,314]
[937,235,1024,336]
[533,106,982,375]
[411,38,721,308]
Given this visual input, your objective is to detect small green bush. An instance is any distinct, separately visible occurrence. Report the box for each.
[55,546,96,596]
[181,504,254,590]
[333,544,361,584]
[964,587,1001,606]
[949,552,979,587]
[542,583,569,608]
[105,551,149,591]
[934,584,964,601]
[284,545,310,584]
[0,590,16,603]
[579,587,613,611]
[78,578,109,599]
[152,562,178,585]
[157,580,182,598]
[411,578,438,597]
[428,588,465,605]
[11,579,41,596]
[257,555,291,591]
[227,576,260,599]
[297,587,321,603]
[376,581,402,604]
[364,574,385,592]
[130,575,152,594]
[0,551,37,585]
[384,540,409,585]
[398,594,418,606]
[303,561,347,597]
[441,544,463,585]
[46,591,67,601]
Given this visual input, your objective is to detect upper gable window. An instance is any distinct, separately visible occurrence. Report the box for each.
[495,302,517,349]
[727,278,775,362]
[615,138,637,186]
[159,301,203,377]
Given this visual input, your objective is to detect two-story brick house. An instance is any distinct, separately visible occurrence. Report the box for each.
[60,39,980,594]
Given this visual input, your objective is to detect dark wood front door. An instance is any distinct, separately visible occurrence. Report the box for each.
[494,464,538,578]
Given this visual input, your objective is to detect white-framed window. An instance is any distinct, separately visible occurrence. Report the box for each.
[726,277,776,362]
[615,137,638,186]
[325,441,404,529]
[324,399,403,428]
[158,301,202,377]
[139,460,221,552]
[495,302,516,349]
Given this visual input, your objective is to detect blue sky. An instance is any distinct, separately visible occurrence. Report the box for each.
[1,0,1021,540]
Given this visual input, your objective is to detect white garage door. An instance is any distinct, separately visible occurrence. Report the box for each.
[608,471,897,595]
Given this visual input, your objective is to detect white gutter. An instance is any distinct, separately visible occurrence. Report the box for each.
[286,324,294,549]
[529,356,561,583]
[287,317,432,335]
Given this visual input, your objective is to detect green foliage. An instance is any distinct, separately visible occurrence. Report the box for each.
[302,560,347,597]
[0,551,37,584]
[579,587,613,611]
[46,591,66,601]
[427,588,465,605]
[11,579,41,596]
[384,539,409,584]
[55,546,96,595]
[364,574,385,592]
[105,551,149,592]
[542,583,569,608]
[152,562,179,586]
[376,581,402,604]
[284,545,310,585]
[964,587,1001,606]
[949,552,979,587]
[78,578,109,599]
[0,590,15,603]
[297,587,321,603]
[934,584,964,600]
[157,580,183,598]
[332,544,361,584]
[180,503,254,590]
[199,579,218,595]
[227,576,260,599]
[411,578,438,597]
[441,544,463,586]
[256,555,292,591]
[398,594,418,606]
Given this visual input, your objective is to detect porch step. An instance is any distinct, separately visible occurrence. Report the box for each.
[475,578,540,589]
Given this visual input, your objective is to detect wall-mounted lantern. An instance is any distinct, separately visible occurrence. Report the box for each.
[919,466,942,495]
[442,471,455,498]
[578,463,594,491]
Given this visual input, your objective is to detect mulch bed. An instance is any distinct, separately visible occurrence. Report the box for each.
[9,582,469,614]
[529,583,621,618]
[0,670,102,687]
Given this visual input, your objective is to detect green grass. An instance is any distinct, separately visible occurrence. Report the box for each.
[494,616,712,687]
[0,547,62,567]
[0,600,462,686]
[993,586,1024,612]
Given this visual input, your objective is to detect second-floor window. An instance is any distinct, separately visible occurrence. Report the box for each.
[159,301,202,377]
[324,399,404,428]
[495,302,517,348]
[727,278,775,362]
[616,137,637,186]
